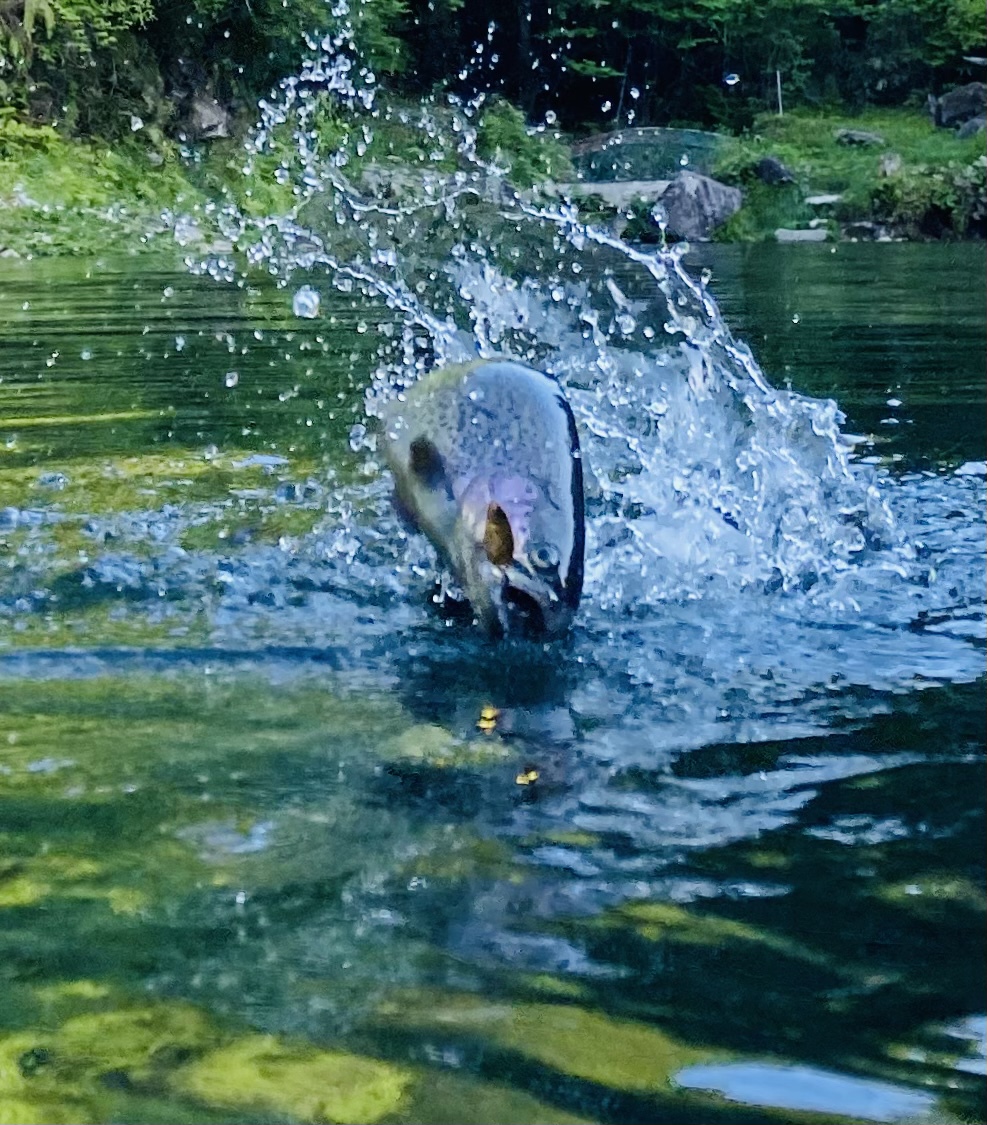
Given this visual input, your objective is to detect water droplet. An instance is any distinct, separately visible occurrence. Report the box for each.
[162,286,174,298]
[173,215,199,246]
[292,285,320,319]
[80,348,93,361]
[224,371,239,388]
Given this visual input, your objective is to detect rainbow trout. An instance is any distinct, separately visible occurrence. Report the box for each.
[379,360,585,636]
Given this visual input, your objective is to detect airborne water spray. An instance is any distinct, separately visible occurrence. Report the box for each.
[173,3,918,619]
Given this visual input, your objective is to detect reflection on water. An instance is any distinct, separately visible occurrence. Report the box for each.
[676,1062,938,1122]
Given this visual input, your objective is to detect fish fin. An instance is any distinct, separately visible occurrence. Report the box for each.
[483,503,514,566]
[409,436,450,494]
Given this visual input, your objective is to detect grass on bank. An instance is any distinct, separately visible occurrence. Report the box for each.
[712,107,986,240]
[0,97,572,258]
[1,103,983,254]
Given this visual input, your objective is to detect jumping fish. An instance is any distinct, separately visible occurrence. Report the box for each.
[378,359,585,636]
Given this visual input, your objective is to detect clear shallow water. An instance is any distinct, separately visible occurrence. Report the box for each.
[1,43,985,1116]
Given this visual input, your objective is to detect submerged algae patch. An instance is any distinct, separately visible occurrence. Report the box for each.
[383,724,512,767]
[54,1004,219,1082]
[174,1035,410,1123]
[378,991,707,1097]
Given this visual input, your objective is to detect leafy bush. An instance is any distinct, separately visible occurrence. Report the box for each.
[871,156,987,237]
[711,108,986,240]
[476,98,573,187]
[0,107,58,155]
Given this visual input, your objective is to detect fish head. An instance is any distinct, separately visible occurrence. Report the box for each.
[453,475,577,638]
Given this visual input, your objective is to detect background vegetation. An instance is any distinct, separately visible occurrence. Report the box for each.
[0,0,983,139]
[0,0,983,249]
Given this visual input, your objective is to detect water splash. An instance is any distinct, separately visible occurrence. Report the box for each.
[77,7,975,725]
[174,17,908,615]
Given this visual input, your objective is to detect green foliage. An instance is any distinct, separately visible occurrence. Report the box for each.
[0,107,58,155]
[713,181,816,242]
[871,155,987,237]
[539,0,985,128]
[711,107,986,240]
[476,97,573,187]
[0,131,201,255]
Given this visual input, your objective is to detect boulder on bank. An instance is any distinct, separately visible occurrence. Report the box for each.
[754,156,795,185]
[929,83,987,129]
[659,170,742,240]
[556,179,670,211]
[835,128,885,146]
[956,115,986,139]
[775,228,828,242]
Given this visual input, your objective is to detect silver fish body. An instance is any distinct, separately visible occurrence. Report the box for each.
[379,360,585,636]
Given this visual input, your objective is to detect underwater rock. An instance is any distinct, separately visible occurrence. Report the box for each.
[174,1035,410,1123]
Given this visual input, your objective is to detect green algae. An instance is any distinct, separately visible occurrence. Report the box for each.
[175,1035,410,1123]
[383,724,512,767]
[55,1004,219,1083]
[378,990,708,1096]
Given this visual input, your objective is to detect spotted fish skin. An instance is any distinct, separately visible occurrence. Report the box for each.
[379,360,585,636]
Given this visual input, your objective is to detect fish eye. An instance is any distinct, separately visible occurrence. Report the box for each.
[529,543,560,571]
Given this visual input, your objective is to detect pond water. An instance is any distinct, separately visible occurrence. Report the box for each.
[1,38,985,1119]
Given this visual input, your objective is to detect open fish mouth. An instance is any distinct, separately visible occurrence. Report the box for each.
[501,584,547,636]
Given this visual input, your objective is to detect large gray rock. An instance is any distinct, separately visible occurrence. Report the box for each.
[557,178,671,210]
[775,228,828,242]
[931,83,987,128]
[659,170,742,240]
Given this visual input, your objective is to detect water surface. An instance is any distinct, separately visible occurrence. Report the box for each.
[0,241,984,1124]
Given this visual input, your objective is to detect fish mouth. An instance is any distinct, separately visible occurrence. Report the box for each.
[501,584,548,636]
